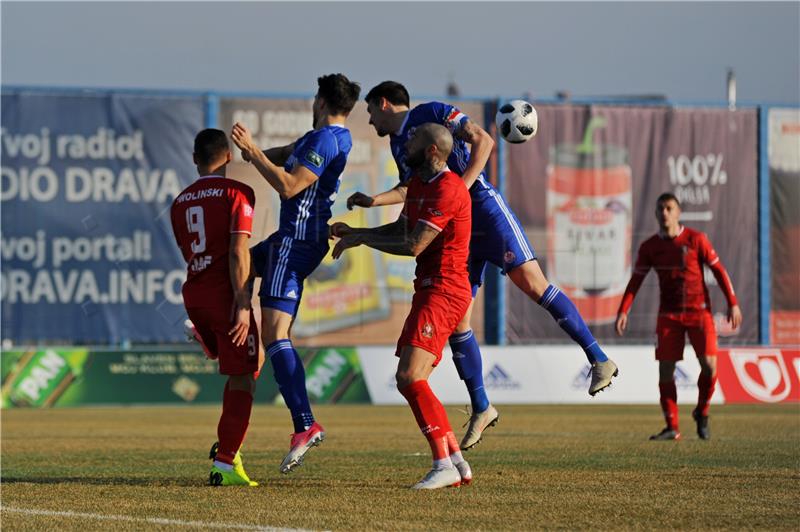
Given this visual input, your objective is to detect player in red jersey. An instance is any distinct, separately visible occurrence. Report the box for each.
[615,193,742,441]
[331,123,473,489]
[170,129,261,486]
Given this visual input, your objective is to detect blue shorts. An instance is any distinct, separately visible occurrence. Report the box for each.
[468,191,536,296]
[251,233,329,317]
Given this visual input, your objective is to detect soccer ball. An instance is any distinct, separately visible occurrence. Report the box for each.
[496,100,538,143]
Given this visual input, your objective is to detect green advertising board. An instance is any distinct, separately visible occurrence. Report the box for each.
[1,347,371,408]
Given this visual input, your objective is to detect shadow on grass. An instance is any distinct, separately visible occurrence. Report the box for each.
[1,476,201,487]
[1,475,403,489]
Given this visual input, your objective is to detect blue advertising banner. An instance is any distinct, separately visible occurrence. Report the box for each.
[1,91,204,344]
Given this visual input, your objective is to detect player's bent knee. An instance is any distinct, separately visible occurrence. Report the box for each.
[395,370,414,390]
[509,260,549,300]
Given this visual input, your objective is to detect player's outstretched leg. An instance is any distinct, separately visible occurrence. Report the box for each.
[508,260,618,395]
[210,377,259,486]
[449,307,500,450]
[267,338,324,473]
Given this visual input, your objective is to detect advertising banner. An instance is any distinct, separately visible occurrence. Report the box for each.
[768,108,800,345]
[1,91,204,344]
[217,96,485,344]
[358,345,723,405]
[505,105,759,343]
[716,348,800,403]
[1,346,369,407]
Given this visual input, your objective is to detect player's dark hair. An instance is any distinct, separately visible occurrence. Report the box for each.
[193,129,229,165]
[317,73,361,116]
[656,192,680,208]
[365,81,410,107]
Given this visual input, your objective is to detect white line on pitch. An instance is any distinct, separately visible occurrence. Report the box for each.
[0,506,319,532]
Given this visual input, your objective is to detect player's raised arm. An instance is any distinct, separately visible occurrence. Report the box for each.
[240,142,295,166]
[231,123,319,199]
[452,117,494,190]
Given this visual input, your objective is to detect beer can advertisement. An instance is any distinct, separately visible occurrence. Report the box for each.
[505,105,758,343]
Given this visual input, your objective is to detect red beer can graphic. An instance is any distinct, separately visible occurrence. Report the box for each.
[546,128,632,324]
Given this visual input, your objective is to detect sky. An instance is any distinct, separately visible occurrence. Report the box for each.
[1,1,799,104]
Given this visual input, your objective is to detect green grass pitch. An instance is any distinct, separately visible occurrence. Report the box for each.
[2,404,798,530]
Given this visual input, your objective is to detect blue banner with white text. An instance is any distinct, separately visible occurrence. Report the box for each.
[1,91,204,344]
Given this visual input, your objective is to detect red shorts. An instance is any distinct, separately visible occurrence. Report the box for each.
[655,312,718,361]
[395,287,471,365]
[186,305,260,376]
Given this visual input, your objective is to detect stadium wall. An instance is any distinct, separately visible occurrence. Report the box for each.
[1,86,798,350]
[2,345,797,408]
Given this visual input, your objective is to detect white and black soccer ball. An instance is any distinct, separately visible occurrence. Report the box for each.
[496,100,538,143]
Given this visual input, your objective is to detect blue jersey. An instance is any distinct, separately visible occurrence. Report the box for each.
[389,101,495,203]
[390,101,536,292]
[278,125,352,242]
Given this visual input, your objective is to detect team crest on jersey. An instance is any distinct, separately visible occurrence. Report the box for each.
[422,322,434,338]
[504,250,516,263]
[305,150,324,168]
[243,204,253,217]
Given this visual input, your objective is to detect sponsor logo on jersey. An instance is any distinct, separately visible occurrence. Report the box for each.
[190,255,212,272]
[305,150,324,168]
[484,364,521,390]
[286,289,297,299]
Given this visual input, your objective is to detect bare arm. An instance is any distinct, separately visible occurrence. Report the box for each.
[263,142,295,166]
[332,218,440,258]
[453,118,494,190]
[228,232,252,346]
[347,184,408,210]
[231,123,317,199]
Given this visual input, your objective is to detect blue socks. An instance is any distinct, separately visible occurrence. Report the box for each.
[267,339,314,433]
[538,285,608,363]
[449,330,490,413]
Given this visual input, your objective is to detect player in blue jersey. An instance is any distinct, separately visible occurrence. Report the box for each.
[231,73,360,473]
[349,81,619,450]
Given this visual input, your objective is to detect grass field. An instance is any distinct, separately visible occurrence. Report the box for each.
[2,404,799,531]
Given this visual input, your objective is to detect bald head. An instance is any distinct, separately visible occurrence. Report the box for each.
[414,123,454,158]
[404,122,454,178]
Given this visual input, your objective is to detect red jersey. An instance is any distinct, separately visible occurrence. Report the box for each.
[618,225,737,315]
[402,168,472,296]
[170,175,255,308]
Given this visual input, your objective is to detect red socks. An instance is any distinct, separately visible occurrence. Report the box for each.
[400,380,452,460]
[696,373,717,417]
[658,381,679,430]
[216,383,254,464]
